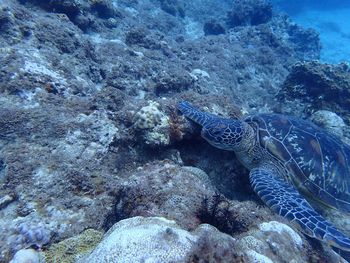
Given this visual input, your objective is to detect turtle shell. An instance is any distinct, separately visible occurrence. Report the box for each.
[245,113,350,213]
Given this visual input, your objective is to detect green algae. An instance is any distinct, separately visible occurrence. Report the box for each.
[42,229,103,263]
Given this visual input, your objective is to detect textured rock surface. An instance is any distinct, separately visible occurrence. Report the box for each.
[79,216,199,263]
[277,61,350,122]
[107,161,272,233]
[9,248,42,263]
[310,110,347,139]
[277,60,350,144]
[227,0,273,27]
[80,216,239,263]
[74,217,344,263]
[236,221,305,262]
[235,220,347,263]
[106,161,216,230]
[0,0,346,262]
[42,229,103,263]
[132,101,171,147]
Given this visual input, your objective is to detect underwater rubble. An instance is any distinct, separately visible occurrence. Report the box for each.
[0,0,349,262]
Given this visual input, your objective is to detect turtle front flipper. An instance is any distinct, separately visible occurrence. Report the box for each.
[177,101,220,126]
[249,167,350,252]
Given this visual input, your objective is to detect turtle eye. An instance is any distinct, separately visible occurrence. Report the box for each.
[210,128,222,136]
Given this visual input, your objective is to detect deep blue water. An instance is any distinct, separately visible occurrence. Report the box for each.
[272,0,350,63]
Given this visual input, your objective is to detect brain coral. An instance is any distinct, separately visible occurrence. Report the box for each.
[132,101,171,147]
[78,216,237,263]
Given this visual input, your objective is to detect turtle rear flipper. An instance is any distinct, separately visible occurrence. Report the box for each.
[249,167,350,252]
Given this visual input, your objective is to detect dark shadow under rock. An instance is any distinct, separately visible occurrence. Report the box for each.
[203,19,226,36]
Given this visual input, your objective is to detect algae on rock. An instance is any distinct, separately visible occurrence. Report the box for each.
[42,229,103,263]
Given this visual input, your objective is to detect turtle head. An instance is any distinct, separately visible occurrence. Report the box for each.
[177,101,255,152]
[201,119,255,152]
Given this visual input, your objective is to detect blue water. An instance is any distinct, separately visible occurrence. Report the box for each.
[272,0,350,63]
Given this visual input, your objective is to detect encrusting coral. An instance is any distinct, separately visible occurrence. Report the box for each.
[132,101,171,147]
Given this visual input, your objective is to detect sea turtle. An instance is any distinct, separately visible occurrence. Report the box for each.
[177,101,350,253]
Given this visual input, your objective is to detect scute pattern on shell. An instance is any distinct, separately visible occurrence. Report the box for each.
[246,114,350,213]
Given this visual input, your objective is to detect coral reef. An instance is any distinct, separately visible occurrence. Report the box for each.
[235,220,345,262]
[203,19,226,35]
[154,71,195,96]
[0,0,340,261]
[79,216,238,262]
[78,216,343,263]
[42,229,103,263]
[1,216,51,261]
[106,161,216,230]
[277,61,350,122]
[9,249,41,263]
[133,101,165,129]
[7,220,51,252]
[310,110,347,138]
[17,0,122,31]
[159,0,185,18]
[0,194,15,210]
[235,221,304,262]
[132,101,171,147]
[227,0,273,27]
[90,0,118,19]
[197,193,266,235]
